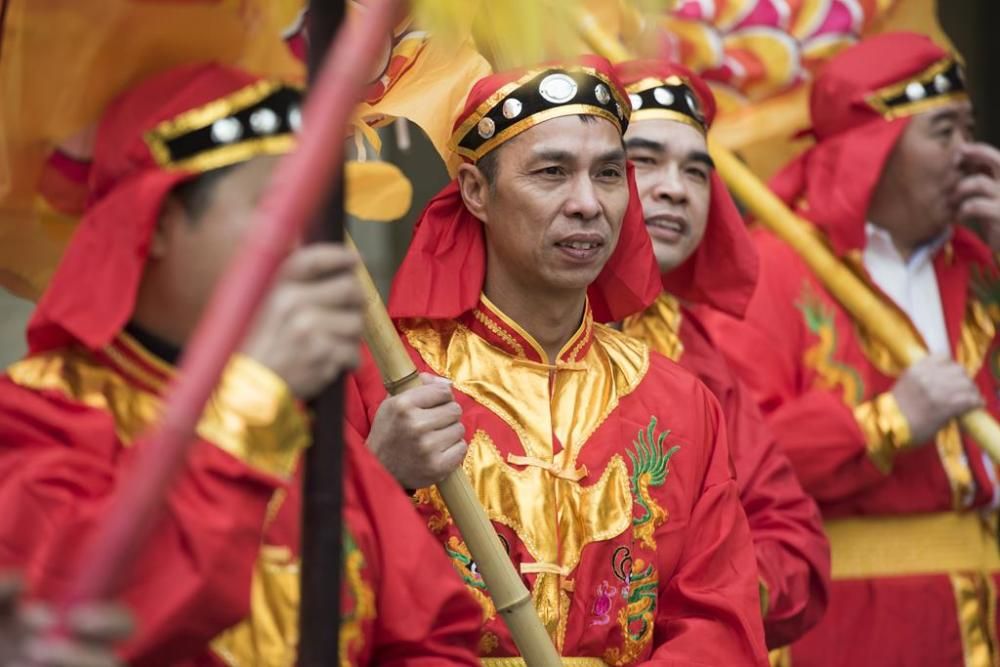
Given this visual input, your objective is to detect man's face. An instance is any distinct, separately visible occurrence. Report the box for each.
[624,119,712,273]
[870,100,975,247]
[468,115,629,295]
[148,155,280,340]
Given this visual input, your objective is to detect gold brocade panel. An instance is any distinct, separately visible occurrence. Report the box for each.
[7,344,307,478]
[402,319,648,470]
[403,317,653,650]
[5,344,366,666]
[950,572,999,667]
[210,536,376,667]
[621,293,685,363]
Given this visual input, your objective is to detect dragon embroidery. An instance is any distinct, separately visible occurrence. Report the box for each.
[604,557,658,666]
[971,263,1000,323]
[628,417,679,551]
[413,485,452,533]
[970,265,1000,392]
[339,532,376,667]
[796,282,865,405]
[444,536,497,622]
[601,418,676,664]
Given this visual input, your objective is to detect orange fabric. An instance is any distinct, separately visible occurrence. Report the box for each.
[347,302,769,665]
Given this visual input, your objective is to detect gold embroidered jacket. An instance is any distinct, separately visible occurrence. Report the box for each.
[347,295,769,666]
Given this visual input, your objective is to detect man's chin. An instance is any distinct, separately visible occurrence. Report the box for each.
[652,244,687,275]
[543,265,606,294]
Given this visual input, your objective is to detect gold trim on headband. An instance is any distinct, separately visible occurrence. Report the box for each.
[871,91,970,121]
[449,65,629,162]
[144,79,303,172]
[165,135,297,174]
[456,104,622,162]
[624,74,686,94]
[449,68,548,150]
[629,108,707,135]
[865,57,969,120]
[622,73,707,135]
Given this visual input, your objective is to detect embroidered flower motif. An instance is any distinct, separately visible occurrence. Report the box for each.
[590,580,617,626]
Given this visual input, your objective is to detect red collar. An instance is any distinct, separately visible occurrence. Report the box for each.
[93,332,174,395]
[460,294,594,365]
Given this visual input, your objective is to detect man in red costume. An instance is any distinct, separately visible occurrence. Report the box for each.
[613,59,830,651]
[709,32,1000,665]
[0,64,481,665]
[347,56,769,665]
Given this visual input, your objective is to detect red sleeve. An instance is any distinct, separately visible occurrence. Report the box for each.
[0,371,301,666]
[725,378,830,647]
[710,307,890,503]
[645,383,769,667]
[344,348,481,662]
[766,390,890,503]
[682,309,830,647]
[344,346,387,444]
[344,434,482,665]
[704,237,889,504]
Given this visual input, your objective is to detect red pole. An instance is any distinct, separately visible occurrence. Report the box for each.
[65,0,400,605]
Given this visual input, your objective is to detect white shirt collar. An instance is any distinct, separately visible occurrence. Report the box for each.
[864,222,952,270]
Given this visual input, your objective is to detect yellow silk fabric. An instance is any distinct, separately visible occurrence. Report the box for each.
[402,315,650,643]
[7,343,307,479]
[621,293,685,362]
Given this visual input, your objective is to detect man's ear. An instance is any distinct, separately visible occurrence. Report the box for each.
[150,195,188,260]
[456,163,490,224]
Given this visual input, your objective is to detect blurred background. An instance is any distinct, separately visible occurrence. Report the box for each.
[0,0,1000,367]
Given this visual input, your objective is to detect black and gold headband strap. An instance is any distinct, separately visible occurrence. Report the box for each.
[450,66,630,162]
[145,80,303,173]
[865,57,968,120]
[625,75,707,134]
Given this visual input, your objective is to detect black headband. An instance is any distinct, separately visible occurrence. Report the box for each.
[450,67,630,162]
[866,58,968,120]
[145,80,302,172]
[626,75,706,134]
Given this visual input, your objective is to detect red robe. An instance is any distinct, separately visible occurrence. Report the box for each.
[0,332,481,666]
[347,295,769,666]
[708,227,1000,666]
[623,294,830,649]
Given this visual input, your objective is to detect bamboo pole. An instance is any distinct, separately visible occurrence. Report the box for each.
[710,146,1000,463]
[573,8,1000,465]
[347,237,560,666]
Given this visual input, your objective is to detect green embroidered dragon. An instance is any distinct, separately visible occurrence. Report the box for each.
[628,416,679,551]
[796,283,866,405]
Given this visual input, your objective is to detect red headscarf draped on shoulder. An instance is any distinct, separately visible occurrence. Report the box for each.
[28,64,302,353]
[615,59,759,318]
[387,55,662,323]
[770,32,969,256]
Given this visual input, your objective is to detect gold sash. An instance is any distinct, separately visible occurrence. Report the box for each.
[827,512,1000,579]
[482,659,607,667]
